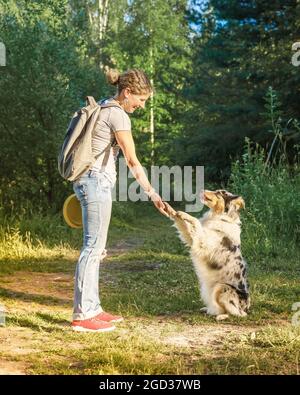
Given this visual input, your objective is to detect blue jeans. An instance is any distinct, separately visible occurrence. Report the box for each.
[72,170,115,320]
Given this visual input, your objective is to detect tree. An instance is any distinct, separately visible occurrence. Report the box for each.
[68,0,129,68]
[0,0,107,213]
[102,0,192,166]
[183,0,300,181]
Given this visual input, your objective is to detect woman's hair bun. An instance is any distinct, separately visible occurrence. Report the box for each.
[105,67,120,86]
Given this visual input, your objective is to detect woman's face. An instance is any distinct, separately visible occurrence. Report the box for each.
[124,89,151,113]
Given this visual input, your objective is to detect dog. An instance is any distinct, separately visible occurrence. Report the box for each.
[165,190,250,320]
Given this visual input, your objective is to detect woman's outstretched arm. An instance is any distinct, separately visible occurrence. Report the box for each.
[115,130,169,217]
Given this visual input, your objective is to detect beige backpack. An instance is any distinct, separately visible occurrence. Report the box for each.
[58,96,119,181]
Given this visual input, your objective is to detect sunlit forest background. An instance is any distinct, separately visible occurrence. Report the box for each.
[0,0,300,217]
[0,1,300,375]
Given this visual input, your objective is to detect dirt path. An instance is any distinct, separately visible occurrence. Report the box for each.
[0,267,277,375]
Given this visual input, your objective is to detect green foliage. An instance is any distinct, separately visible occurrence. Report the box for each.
[0,0,108,213]
[230,141,300,259]
[182,0,300,180]
[229,89,300,260]
[0,0,193,215]
[0,1,299,375]
[102,0,192,166]
[1,0,300,218]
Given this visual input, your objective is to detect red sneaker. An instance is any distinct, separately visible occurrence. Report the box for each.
[95,311,124,323]
[72,317,116,333]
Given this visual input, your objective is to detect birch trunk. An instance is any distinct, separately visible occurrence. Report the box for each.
[150,81,155,166]
[85,0,110,69]
[149,33,155,165]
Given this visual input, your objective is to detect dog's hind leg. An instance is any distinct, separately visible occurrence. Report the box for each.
[217,285,247,317]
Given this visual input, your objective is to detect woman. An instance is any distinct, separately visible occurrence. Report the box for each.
[72,68,168,332]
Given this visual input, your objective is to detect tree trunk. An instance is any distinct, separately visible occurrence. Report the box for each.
[150,86,155,166]
[149,34,155,165]
[98,0,110,69]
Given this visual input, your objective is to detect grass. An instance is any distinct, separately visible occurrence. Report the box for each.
[0,201,299,375]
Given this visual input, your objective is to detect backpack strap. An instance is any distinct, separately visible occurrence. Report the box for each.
[86,96,121,109]
[92,98,124,169]
[98,98,124,110]
[86,96,98,107]
[98,99,124,147]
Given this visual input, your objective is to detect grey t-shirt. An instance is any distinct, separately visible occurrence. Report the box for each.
[91,99,131,181]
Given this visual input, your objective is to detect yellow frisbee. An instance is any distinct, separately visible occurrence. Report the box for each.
[63,194,82,228]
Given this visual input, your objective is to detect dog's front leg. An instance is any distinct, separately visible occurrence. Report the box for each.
[175,211,202,240]
[165,203,202,247]
[173,215,195,246]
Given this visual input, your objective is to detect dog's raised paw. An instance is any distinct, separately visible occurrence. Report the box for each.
[176,211,188,220]
[164,202,177,218]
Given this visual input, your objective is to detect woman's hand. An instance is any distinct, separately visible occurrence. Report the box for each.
[150,192,169,217]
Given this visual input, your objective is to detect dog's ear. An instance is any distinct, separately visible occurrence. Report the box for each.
[232,197,245,211]
[214,196,225,214]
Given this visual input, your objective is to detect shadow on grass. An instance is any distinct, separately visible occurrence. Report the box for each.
[7,315,70,332]
[35,312,70,325]
[0,257,75,274]
[0,287,72,307]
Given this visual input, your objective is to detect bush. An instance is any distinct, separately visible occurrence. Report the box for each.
[229,88,300,261]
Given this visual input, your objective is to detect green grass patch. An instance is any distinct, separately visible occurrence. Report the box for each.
[0,202,299,374]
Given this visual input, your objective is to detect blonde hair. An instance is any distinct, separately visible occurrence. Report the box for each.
[105,68,152,95]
